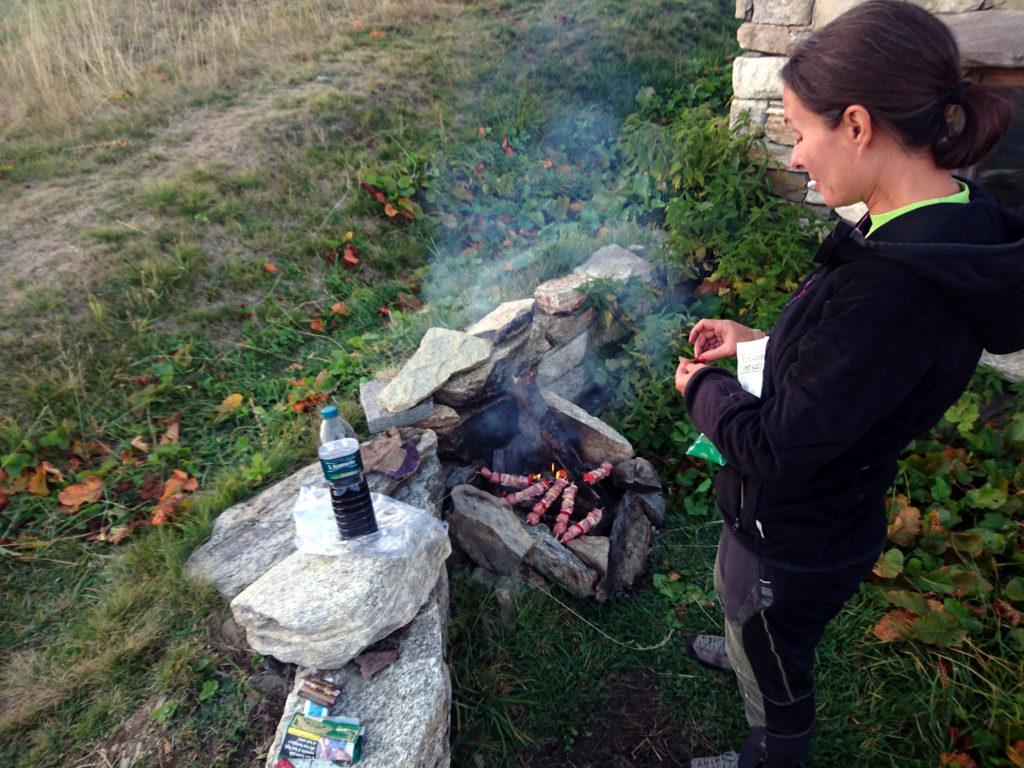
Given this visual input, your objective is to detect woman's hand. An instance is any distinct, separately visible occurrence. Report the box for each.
[688,319,765,363]
[675,357,706,397]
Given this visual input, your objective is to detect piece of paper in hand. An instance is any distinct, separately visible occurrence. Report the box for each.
[736,336,769,398]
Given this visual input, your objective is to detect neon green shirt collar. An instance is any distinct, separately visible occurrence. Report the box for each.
[866,181,970,237]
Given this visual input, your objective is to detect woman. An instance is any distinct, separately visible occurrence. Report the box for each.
[673,2,1023,766]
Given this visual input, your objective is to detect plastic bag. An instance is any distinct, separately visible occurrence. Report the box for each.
[292,479,447,558]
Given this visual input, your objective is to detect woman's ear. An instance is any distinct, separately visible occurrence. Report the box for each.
[842,104,873,152]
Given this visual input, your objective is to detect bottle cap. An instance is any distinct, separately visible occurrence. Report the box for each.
[320,404,339,419]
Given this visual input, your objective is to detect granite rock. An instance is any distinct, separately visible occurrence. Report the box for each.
[534,274,588,314]
[263,571,451,768]
[603,493,652,595]
[538,331,589,385]
[732,55,786,100]
[182,462,322,600]
[523,523,599,599]
[379,328,492,414]
[532,306,596,345]
[449,485,534,575]
[465,298,535,341]
[573,244,654,283]
[361,379,435,434]
[436,324,550,408]
[541,389,634,465]
[566,535,610,576]
[230,496,451,669]
[612,458,662,492]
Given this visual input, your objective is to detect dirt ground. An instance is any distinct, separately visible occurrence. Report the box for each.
[521,668,695,768]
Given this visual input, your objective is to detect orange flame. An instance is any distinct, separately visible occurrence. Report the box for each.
[555,469,569,480]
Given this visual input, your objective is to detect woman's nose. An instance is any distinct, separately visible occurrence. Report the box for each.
[788,147,803,171]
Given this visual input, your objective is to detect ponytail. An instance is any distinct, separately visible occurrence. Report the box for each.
[932,84,1013,170]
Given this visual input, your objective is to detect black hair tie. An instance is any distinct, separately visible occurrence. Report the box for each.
[947,80,970,105]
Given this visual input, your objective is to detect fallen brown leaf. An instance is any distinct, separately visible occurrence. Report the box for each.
[58,477,104,513]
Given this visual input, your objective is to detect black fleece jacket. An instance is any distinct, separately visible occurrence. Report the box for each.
[684,182,1024,571]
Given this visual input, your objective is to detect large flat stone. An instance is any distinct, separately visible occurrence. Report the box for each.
[612,458,662,492]
[523,523,599,599]
[566,535,610,576]
[182,462,322,600]
[465,298,535,341]
[263,571,450,768]
[544,364,592,403]
[361,379,435,434]
[379,328,492,414]
[732,55,786,100]
[753,0,811,25]
[572,244,654,283]
[603,494,652,595]
[230,495,451,669]
[737,22,809,55]
[436,324,550,408]
[538,331,589,385]
[449,484,534,575]
[541,389,634,465]
[945,11,1024,68]
[532,306,596,345]
[534,274,588,314]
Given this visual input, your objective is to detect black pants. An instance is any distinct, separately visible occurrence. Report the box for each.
[714,525,875,768]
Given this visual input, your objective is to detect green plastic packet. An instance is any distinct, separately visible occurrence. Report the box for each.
[686,433,727,466]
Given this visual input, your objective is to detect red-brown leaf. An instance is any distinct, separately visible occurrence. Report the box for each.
[309,317,325,333]
[342,245,360,268]
[871,609,915,642]
[501,135,514,156]
[331,301,351,316]
[58,477,104,513]
[27,465,50,496]
[939,753,978,768]
[1007,740,1024,768]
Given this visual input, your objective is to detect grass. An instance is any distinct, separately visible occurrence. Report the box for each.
[1,0,1019,765]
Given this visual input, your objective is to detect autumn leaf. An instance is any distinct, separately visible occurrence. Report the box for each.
[360,182,387,205]
[383,202,398,218]
[378,306,392,318]
[216,393,244,417]
[871,609,915,642]
[939,753,978,768]
[352,19,365,30]
[309,317,325,333]
[541,159,553,169]
[151,469,199,525]
[1007,740,1024,768]
[131,436,151,453]
[139,474,164,502]
[501,135,514,155]
[27,464,50,496]
[368,29,386,38]
[108,520,149,545]
[342,245,360,268]
[58,477,104,513]
[477,126,487,137]
[264,262,279,274]
[331,301,351,316]
[290,391,328,414]
[887,495,922,547]
[0,491,9,512]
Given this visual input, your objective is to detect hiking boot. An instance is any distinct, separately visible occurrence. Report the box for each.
[686,633,732,673]
[689,751,739,768]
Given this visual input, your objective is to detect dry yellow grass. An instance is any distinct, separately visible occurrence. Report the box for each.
[0,0,458,139]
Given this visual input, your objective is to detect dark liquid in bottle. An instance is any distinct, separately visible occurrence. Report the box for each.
[331,476,378,539]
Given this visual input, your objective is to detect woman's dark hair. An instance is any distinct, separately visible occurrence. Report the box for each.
[780,0,1012,169]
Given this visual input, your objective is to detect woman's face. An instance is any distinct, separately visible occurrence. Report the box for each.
[783,86,864,208]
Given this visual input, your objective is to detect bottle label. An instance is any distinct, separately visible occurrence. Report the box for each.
[320,451,364,482]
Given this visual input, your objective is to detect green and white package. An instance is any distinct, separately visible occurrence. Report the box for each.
[686,433,727,466]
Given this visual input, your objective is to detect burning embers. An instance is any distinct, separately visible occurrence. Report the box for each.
[479,461,614,545]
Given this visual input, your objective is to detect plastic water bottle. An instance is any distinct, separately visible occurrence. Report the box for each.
[318,405,378,540]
